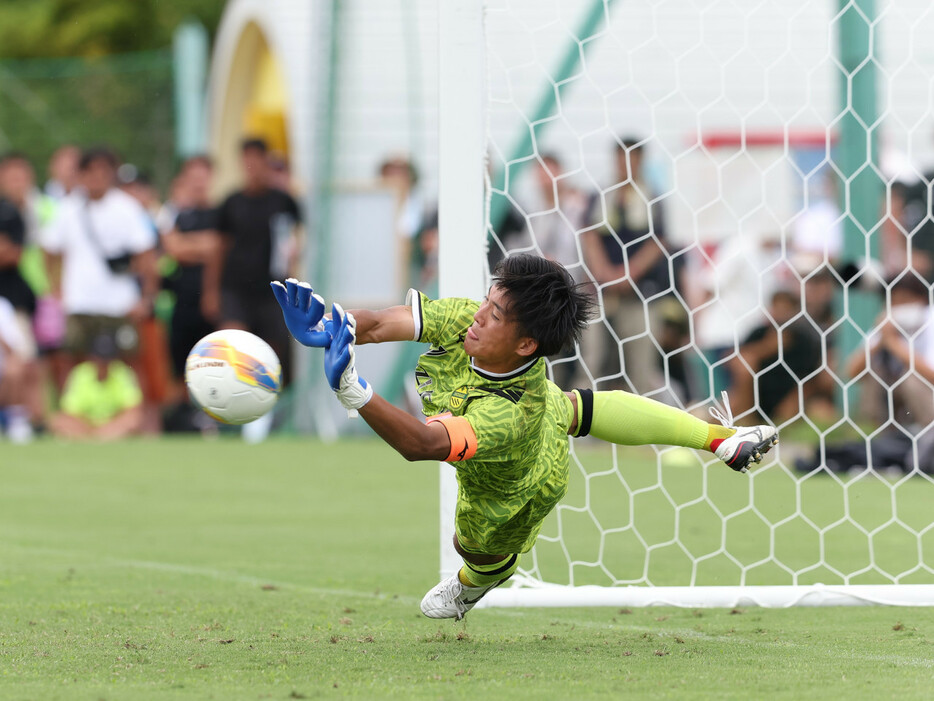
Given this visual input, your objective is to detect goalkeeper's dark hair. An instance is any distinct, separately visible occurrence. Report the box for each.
[492,254,595,358]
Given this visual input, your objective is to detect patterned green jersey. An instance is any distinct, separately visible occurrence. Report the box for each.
[408,290,573,554]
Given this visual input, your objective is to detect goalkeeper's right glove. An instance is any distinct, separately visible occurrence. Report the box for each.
[324,303,373,416]
[270,278,332,347]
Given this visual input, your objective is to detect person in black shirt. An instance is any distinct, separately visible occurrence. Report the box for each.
[0,194,34,319]
[731,289,833,424]
[892,175,934,283]
[215,139,300,383]
[0,190,38,438]
[579,137,672,397]
[161,155,222,380]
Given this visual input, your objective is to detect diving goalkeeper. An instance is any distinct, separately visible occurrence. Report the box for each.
[271,254,777,620]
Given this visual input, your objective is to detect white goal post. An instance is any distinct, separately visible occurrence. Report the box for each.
[438,0,934,607]
[437,0,487,582]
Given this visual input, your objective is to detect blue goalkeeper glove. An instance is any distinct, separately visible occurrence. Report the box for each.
[324,303,373,416]
[270,278,332,347]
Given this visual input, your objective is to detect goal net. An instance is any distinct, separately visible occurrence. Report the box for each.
[438,0,934,607]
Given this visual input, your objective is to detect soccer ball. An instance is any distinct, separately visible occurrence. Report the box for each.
[185,329,282,425]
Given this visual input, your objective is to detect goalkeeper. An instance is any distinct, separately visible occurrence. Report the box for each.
[272,254,777,620]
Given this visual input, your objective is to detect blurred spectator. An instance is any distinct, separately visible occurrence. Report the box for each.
[730,289,833,424]
[413,209,439,290]
[378,154,424,287]
[0,152,42,245]
[846,274,934,430]
[48,332,143,441]
[268,151,293,193]
[164,156,222,323]
[0,160,43,429]
[578,137,671,398]
[687,231,786,404]
[215,138,300,384]
[44,145,81,202]
[0,151,49,344]
[42,146,159,375]
[33,149,80,395]
[487,156,528,271]
[118,165,161,227]
[526,153,589,386]
[789,172,843,273]
[155,170,194,238]
[802,265,839,333]
[379,154,423,241]
[527,153,587,273]
[117,165,170,432]
[655,297,693,403]
[0,295,34,442]
[161,156,222,430]
[890,169,934,282]
[0,178,37,328]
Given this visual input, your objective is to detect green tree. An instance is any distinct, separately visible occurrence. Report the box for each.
[0,0,227,58]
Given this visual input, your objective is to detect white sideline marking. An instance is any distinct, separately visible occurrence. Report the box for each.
[7,542,932,667]
[2,542,420,605]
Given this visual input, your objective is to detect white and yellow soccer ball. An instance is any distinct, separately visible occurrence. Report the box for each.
[185,329,282,425]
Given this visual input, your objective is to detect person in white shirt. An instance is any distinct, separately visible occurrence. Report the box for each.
[527,154,588,274]
[44,145,81,202]
[688,230,788,404]
[41,147,158,360]
[0,295,33,442]
[789,173,843,274]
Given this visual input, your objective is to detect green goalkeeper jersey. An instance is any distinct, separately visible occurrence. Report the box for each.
[408,290,573,554]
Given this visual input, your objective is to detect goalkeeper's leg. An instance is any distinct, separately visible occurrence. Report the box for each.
[420,537,519,620]
[567,389,777,473]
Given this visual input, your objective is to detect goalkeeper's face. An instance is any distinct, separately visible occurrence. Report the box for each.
[464,285,538,371]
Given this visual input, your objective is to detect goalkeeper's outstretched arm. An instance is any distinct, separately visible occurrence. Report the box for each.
[324,302,452,461]
[358,394,452,461]
[348,306,415,345]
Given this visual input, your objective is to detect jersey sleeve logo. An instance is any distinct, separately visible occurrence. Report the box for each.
[449,386,471,409]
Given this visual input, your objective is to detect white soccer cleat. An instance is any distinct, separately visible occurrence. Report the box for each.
[420,573,506,620]
[714,424,778,473]
[709,391,778,473]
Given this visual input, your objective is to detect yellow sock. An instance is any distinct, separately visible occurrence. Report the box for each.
[573,389,735,453]
[704,424,736,452]
[457,554,519,587]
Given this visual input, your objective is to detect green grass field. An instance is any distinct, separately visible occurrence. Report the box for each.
[2,437,934,700]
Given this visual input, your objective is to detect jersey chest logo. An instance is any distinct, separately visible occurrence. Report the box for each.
[449,386,471,409]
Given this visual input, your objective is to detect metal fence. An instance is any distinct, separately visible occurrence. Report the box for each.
[0,49,175,188]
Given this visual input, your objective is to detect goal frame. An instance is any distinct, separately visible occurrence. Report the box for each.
[436,0,934,609]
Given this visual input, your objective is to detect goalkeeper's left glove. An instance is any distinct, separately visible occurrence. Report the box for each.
[270,278,331,347]
[324,303,373,416]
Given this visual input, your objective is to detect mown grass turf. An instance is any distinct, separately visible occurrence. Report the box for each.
[1,437,933,700]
